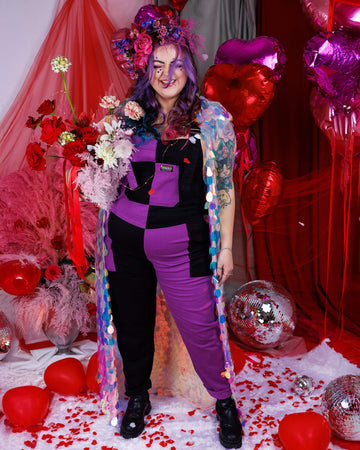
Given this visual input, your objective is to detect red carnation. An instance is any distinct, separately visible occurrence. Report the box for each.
[25,116,43,130]
[37,99,55,115]
[63,139,87,167]
[40,116,66,145]
[80,126,99,145]
[44,265,62,281]
[26,142,46,170]
[51,235,63,250]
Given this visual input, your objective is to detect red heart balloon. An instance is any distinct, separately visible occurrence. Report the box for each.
[241,161,283,225]
[44,357,86,396]
[169,0,188,13]
[279,412,331,450]
[2,386,50,427]
[86,352,100,393]
[202,63,276,132]
[0,260,41,295]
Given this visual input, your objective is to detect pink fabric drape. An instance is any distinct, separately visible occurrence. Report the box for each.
[0,0,132,178]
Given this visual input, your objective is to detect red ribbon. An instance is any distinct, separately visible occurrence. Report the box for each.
[63,161,89,280]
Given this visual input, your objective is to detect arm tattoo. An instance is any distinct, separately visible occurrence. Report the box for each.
[216,153,234,209]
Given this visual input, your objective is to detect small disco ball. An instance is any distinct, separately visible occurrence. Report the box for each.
[226,280,296,350]
[293,375,315,397]
[322,374,360,441]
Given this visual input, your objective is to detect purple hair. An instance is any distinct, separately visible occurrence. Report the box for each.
[128,44,202,141]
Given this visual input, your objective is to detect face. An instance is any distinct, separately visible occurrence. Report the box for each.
[150,45,188,109]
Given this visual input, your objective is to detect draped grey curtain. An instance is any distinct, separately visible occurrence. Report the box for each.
[156,0,257,80]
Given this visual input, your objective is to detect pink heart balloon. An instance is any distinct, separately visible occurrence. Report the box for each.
[301,0,360,33]
[215,36,286,82]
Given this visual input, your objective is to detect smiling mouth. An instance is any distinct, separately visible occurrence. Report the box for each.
[160,80,176,87]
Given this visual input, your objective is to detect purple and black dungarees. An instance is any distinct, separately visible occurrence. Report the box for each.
[105,131,231,400]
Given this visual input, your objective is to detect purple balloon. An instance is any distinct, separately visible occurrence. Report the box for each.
[134,5,164,26]
[215,36,286,82]
[303,31,360,111]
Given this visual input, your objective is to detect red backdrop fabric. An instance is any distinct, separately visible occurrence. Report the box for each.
[254,0,360,338]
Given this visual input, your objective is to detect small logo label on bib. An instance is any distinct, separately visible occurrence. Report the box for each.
[160,164,173,172]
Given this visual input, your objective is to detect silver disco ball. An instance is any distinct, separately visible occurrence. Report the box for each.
[226,280,296,350]
[322,374,360,441]
[0,311,12,361]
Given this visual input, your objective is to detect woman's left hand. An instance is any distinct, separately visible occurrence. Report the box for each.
[216,248,233,286]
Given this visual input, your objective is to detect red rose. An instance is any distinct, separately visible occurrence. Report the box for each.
[80,126,99,145]
[44,265,62,281]
[51,235,63,250]
[37,99,55,115]
[26,142,46,170]
[25,116,43,129]
[87,303,97,316]
[40,116,66,145]
[36,217,49,228]
[63,139,87,167]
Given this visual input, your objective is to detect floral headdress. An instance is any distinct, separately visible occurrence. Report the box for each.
[111,4,207,80]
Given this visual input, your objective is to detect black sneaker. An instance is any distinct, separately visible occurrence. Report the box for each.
[120,393,151,439]
[216,397,243,448]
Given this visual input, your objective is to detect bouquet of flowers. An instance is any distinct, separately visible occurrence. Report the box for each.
[26,56,144,210]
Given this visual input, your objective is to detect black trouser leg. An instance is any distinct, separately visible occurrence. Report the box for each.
[107,214,157,396]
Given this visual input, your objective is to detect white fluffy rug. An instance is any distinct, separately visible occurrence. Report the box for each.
[0,337,359,450]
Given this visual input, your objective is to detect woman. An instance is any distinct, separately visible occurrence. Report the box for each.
[98,5,242,449]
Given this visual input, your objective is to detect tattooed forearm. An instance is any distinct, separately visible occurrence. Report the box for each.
[217,156,234,208]
[217,189,231,208]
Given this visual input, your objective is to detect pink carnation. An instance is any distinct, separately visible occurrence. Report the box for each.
[124,101,144,121]
[134,32,152,55]
[45,265,62,281]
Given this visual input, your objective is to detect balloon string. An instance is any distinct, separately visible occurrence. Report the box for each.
[338,134,354,338]
[325,134,336,339]
[240,203,251,282]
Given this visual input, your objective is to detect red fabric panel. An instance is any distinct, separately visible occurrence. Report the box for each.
[0,0,132,178]
[255,0,360,337]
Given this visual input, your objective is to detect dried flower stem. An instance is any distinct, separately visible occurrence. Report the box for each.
[61,72,77,125]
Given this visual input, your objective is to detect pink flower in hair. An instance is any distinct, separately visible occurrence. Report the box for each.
[45,265,62,281]
[134,33,152,55]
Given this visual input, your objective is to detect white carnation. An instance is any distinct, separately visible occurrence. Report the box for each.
[113,139,133,159]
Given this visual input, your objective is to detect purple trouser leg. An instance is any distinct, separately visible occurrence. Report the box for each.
[144,224,231,400]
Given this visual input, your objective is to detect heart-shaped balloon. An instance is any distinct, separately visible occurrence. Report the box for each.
[301,0,360,33]
[86,352,100,393]
[0,260,41,296]
[111,28,132,76]
[44,357,86,396]
[310,87,360,158]
[241,161,283,226]
[2,386,50,427]
[169,0,188,13]
[279,411,331,450]
[215,36,286,82]
[202,63,276,132]
[303,30,360,111]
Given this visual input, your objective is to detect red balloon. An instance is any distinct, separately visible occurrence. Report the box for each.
[44,357,86,395]
[202,63,276,132]
[0,260,41,295]
[86,352,100,393]
[2,386,50,427]
[279,411,331,450]
[241,161,283,225]
[169,0,188,13]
